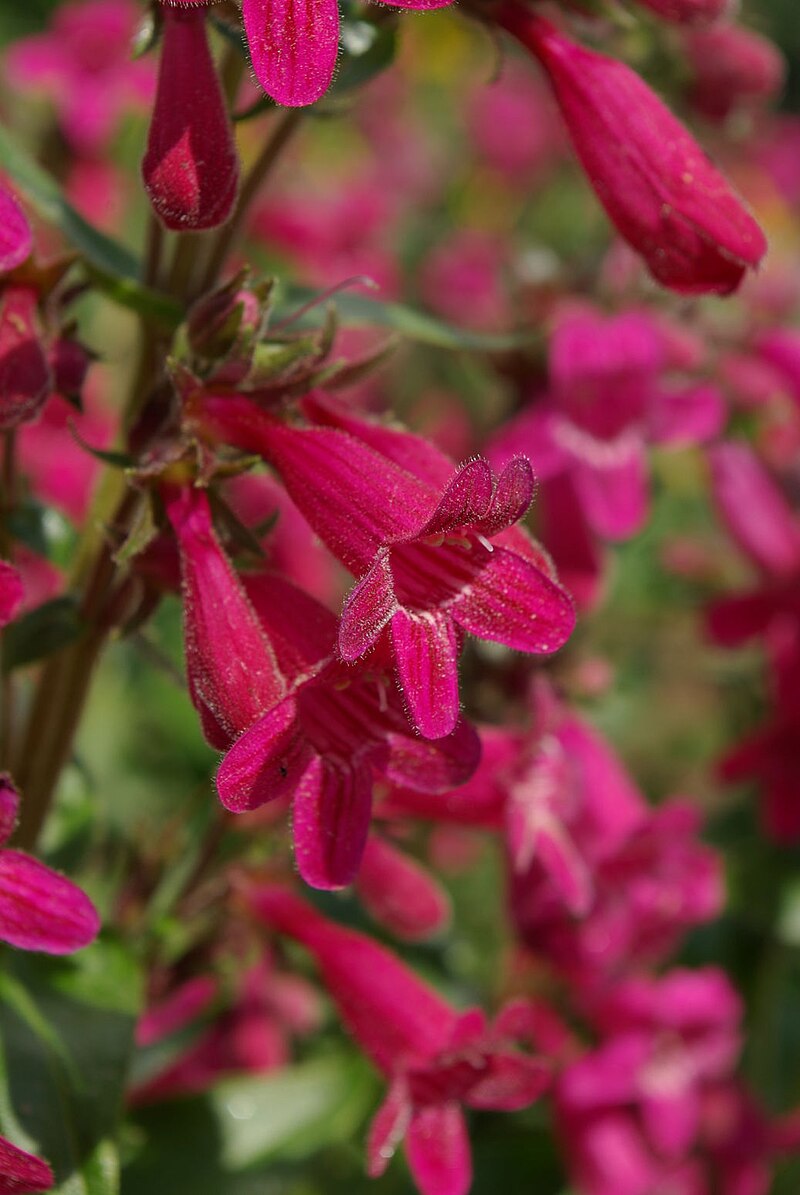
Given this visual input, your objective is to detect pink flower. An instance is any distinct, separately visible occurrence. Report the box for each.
[555,968,743,1195]
[0,774,100,954]
[491,305,723,541]
[684,24,785,122]
[0,186,32,274]
[355,834,452,941]
[247,885,550,1195]
[5,0,155,156]
[0,1135,53,1194]
[199,397,575,739]
[242,0,453,108]
[142,6,239,230]
[706,443,800,647]
[496,6,766,294]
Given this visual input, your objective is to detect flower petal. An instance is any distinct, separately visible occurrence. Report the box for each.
[453,546,575,654]
[406,1104,472,1195]
[571,440,649,540]
[216,699,309,813]
[0,561,23,629]
[357,836,451,940]
[339,554,396,661]
[367,1078,412,1178]
[391,609,460,740]
[419,459,493,537]
[292,757,373,889]
[0,1135,53,1194]
[0,776,18,847]
[467,1052,551,1111]
[243,0,339,107]
[476,457,536,537]
[384,715,481,793]
[0,850,100,954]
[0,189,32,274]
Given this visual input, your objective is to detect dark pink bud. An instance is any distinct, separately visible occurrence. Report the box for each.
[50,336,91,403]
[497,7,767,295]
[165,486,286,747]
[0,286,51,430]
[0,186,32,274]
[685,25,785,122]
[142,7,239,230]
[356,836,452,941]
[0,1136,53,1194]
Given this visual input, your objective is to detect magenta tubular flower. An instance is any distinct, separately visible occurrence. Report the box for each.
[216,646,480,888]
[496,6,766,295]
[0,287,51,431]
[199,399,575,740]
[491,306,724,542]
[556,968,742,1195]
[242,0,453,108]
[247,885,550,1195]
[0,187,32,274]
[0,774,100,953]
[684,24,786,122]
[0,1136,53,1194]
[164,486,287,748]
[142,6,239,231]
[706,443,800,647]
[355,835,452,941]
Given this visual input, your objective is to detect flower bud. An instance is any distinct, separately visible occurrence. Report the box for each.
[142,7,239,230]
[497,6,766,295]
[0,286,51,430]
[684,24,785,122]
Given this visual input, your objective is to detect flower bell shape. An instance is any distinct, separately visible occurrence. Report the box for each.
[216,574,480,889]
[247,885,550,1195]
[0,1136,53,1194]
[496,6,766,295]
[198,399,575,740]
[242,0,453,109]
[0,774,100,953]
[142,6,239,230]
[164,486,286,748]
[0,186,32,274]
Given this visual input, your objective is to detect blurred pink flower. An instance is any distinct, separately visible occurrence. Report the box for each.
[0,1135,53,1194]
[5,0,154,156]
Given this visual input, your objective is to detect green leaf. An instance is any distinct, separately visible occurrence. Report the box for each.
[330,21,397,96]
[281,285,536,353]
[123,1054,377,1194]
[0,125,181,327]
[2,596,84,671]
[0,940,142,1194]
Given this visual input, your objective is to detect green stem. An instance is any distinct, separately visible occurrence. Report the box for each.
[195,109,304,297]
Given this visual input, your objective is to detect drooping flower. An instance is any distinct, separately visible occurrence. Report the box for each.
[246,885,550,1195]
[496,6,767,295]
[0,1135,54,1194]
[197,397,575,740]
[142,6,239,230]
[0,774,100,954]
[242,0,452,109]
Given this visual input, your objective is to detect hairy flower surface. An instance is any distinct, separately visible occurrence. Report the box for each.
[248,886,550,1195]
[0,1135,54,1194]
[497,7,766,295]
[142,6,239,230]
